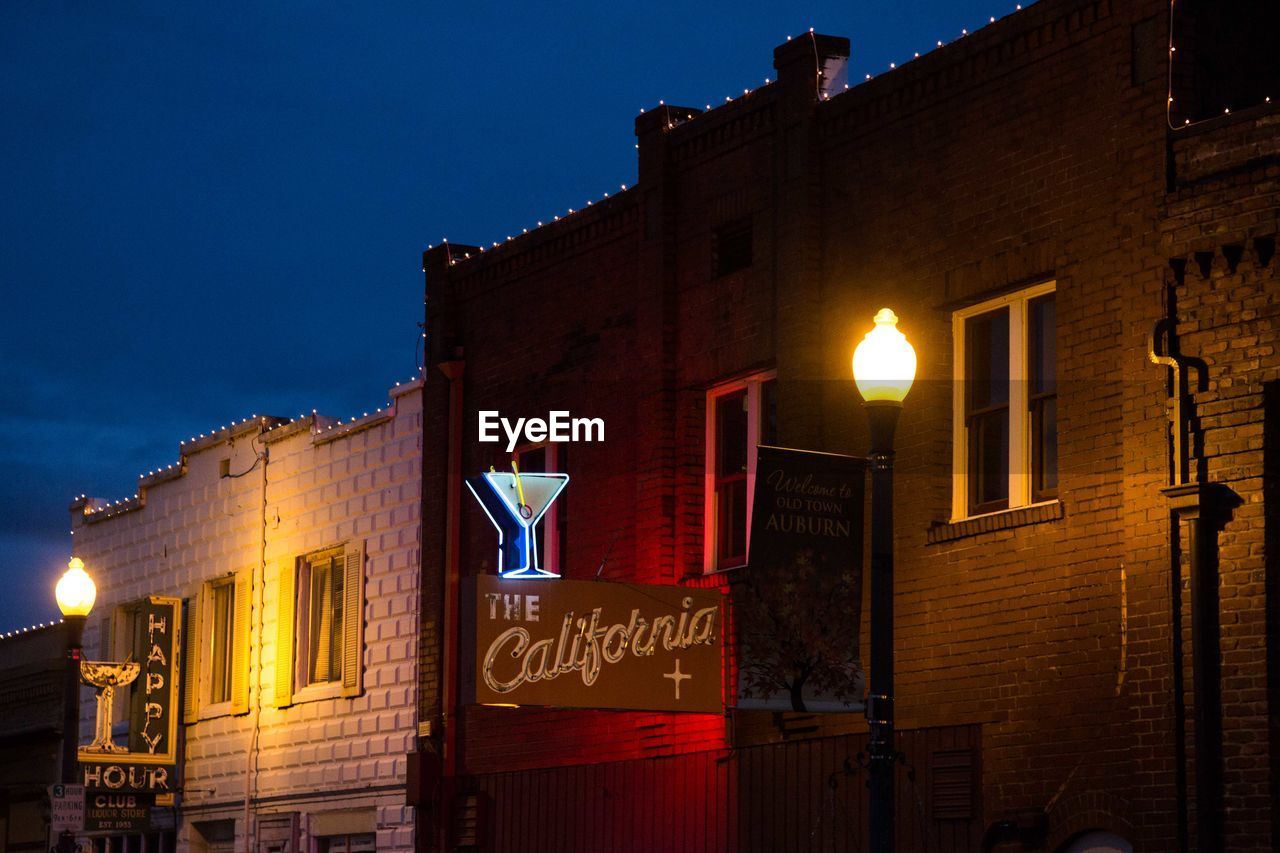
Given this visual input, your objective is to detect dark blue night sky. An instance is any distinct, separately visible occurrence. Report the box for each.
[1,1,1019,629]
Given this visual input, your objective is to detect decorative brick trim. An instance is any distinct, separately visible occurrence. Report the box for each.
[927,500,1064,544]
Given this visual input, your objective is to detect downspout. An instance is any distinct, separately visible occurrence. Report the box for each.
[243,426,270,852]
[1151,294,1239,853]
[438,359,465,853]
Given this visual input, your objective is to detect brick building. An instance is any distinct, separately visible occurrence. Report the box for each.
[0,622,74,852]
[417,0,1280,851]
[68,380,422,852]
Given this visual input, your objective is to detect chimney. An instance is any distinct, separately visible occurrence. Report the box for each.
[773,32,850,100]
[634,104,702,186]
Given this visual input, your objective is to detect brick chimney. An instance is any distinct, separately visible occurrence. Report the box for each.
[634,104,702,187]
[773,32,850,100]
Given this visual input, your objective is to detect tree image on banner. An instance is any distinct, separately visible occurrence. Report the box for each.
[735,547,862,712]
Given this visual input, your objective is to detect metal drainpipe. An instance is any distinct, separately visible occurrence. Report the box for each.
[438,359,465,853]
[1165,483,1235,853]
[1151,309,1236,852]
[243,433,269,853]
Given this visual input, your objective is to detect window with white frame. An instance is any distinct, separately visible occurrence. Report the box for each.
[952,282,1057,519]
[512,442,562,575]
[705,372,777,571]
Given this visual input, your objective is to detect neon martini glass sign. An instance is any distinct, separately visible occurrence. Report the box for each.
[466,463,569,579]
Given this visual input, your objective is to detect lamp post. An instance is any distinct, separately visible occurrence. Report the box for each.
[852,308,916,853]
[55,557,95,853]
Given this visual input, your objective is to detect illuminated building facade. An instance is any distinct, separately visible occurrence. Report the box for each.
[67,380,422,852]
[417,0,1280,851]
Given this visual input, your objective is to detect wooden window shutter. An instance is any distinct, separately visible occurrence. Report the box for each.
[341,542,365,698]
[182,593,202,724]
[230,569,252,715]
[274,560,297,708]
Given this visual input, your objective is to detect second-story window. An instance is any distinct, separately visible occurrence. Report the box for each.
[512,443,562,575]
[274,542,366,707]
[182,571,251,722]
[952,282,1057,519]
[302,551,345,686]
[705,372,777,571]
[713,219,753,278]
[207,578,235,705]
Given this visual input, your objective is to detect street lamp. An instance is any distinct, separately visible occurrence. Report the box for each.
[852,308,916,853]
[55,557,95,852]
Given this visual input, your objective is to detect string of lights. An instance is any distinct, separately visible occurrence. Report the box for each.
[0,619,65,640]
[437,2,1274,263]
[75,374,424,518]
[1165,0,1272,130]
[437,6,1035,264]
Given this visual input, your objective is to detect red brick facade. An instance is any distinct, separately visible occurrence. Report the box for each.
[417,1,1280,849]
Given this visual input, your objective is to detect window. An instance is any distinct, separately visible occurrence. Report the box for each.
[302,552,345,686]
[952,283,1057,519]
[191,819,236,853]
[512,443,562,575]
[106,603,143,732]
[713,219,753,277]
[274,543,365,707]
[183,571,251,722]
[208,579,234,704]
[705,372,777,571]
[317,836,376,853]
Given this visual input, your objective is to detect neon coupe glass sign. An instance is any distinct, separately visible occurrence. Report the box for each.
[466,466,569,579]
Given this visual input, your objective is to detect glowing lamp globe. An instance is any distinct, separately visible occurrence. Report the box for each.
[852,308,917,404]
[56,557,96,618]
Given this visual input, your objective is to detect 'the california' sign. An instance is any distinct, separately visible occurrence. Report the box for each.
[464,576,723,713]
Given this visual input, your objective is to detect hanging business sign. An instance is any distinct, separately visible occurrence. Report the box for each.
[466,468,569,578]
[736,446,867,712]
[463,575,723,713]
[78,596,181,794]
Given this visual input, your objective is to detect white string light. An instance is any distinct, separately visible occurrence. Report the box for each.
[452,6,1153,268]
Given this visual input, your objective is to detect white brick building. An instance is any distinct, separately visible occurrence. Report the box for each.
[69,380,422,853]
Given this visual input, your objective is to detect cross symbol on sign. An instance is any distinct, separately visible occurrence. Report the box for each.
[663,659,692,700]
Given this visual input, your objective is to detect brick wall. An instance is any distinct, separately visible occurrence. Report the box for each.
[70,381,422,852]
[421,0,1279,849]
[1158,108,1280,852]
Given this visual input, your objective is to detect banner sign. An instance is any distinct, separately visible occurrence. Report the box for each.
[464,576,723,713]
[737,446,866,712]
[79,596,181,794]
[748,446,866,574]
